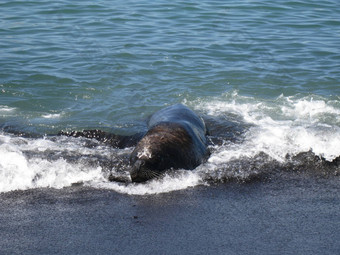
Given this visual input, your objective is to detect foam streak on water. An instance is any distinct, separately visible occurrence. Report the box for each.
[90,171,203,196]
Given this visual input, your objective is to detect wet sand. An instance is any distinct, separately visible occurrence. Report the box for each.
[0,173,339,255]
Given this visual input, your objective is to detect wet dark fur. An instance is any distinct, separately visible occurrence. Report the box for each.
[129,104,210,182]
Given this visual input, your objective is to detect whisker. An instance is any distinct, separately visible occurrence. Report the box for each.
[135,169,164,182]
[149,170,162,179]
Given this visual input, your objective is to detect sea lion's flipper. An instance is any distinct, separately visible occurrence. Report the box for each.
[58,129,145,149]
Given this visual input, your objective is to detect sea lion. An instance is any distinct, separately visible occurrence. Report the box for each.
[59,104,210,183]
[129,104,210,182]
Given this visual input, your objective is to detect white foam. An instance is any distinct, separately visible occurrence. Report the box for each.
[0,106,16,113]
[42,113,63,119]
[191,92,340,162]
[282,97,340,124]
[0,147,34,193]
[0,134,105,193]
[89,170,203,195]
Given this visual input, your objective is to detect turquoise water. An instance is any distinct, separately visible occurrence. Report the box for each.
[1,0,339,131]
[0,0,340,193]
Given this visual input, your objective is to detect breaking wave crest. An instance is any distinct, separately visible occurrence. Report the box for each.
[191,92,340,162]
[1,92,339,195]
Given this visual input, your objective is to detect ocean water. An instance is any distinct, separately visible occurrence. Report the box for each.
[1,0,340,195]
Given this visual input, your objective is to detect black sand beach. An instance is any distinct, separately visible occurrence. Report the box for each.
[1,173,338,255]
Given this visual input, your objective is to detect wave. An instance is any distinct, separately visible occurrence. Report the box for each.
[0,134,105,193]
[0,106,16,112]
[190,92,340,162]
[1,92,339,194]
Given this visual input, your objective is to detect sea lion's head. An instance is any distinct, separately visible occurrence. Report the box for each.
[129,123,192,182]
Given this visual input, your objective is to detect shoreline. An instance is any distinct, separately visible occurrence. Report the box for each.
[1,174,338,255]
